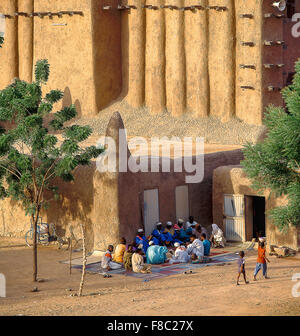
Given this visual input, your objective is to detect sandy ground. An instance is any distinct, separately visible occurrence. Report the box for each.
[0,239,300,316]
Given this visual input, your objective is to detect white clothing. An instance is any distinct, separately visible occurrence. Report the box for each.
[211,224,226,247]
[187,239,204,257]
[101,251,122,270]
[132,252,144,273]
[169,247,190,264]
[186,220,198,229]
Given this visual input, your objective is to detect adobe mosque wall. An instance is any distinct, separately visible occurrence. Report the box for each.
[0,112,243,251]
[0,1,299,127]
[213,166,300,250]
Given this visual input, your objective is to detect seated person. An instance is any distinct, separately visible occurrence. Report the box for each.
[147,234,160,246]
[161,222,174,247]
[210,224,226,248]
[169,242,190,264]
[195,224,209,240]
[100,245,122,273]
[176,219,189,243]
[135,228,149,253]
[200,233,211,256]
[187,234,204,262]
[165,221,175,235]
[162,221,183,246]
[146,241,168,264]
[132,248,152,274]
[186,216,198,229]
[152,222,164,245]
[113,237,127,263]
[123,244,134,271]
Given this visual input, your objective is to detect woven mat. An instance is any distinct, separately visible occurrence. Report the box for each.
[69,253,240,280]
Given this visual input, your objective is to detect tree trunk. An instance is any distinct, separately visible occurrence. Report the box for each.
[78,223,87,297]
[32,212,39,282]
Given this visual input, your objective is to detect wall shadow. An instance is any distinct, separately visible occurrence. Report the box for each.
[45,163,97,252]
[91,0,123,112]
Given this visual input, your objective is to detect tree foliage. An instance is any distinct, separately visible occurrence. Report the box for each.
[242,60,300,231]
[0,60,104,280]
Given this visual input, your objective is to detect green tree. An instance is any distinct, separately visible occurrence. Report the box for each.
[0,60,104,281]
[242,60,300,231]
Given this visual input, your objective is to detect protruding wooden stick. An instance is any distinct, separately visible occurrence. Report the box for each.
[78,223,87,297]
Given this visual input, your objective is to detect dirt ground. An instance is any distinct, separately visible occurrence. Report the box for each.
[0,238,300,316]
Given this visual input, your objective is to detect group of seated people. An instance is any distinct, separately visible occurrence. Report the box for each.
[100,218,226,275]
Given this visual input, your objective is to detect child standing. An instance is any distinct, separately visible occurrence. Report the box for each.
[237,251,249,285]
[254,241,270,280]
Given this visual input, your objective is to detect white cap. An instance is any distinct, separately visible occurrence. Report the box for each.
[138,229,143,233]
[156,222,162,226]
[178,219,184,224]
[166,221,172,226]
[174,242,180,247]
[138,244,143,249]
[149,241,154,246]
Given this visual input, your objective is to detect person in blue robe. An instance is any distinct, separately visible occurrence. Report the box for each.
[177,220,189,243]
[146,242,168,264]
[135,229,149,253]
[151,222,163,245]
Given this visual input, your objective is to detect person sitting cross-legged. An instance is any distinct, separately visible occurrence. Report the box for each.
[113,237,127,264]
[200,233,211,263]
[123,244,134,271]
[210,224,226,248]
[162,221,183,246]
[152,222,164,245]
[176,219,189,243]
[132,248,152,274]
[187,234,204,263]
[169,242,190,264]
[100,245,122,276]
[135,228,150,253]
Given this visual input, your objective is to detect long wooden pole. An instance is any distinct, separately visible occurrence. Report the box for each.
[78,223,87,297]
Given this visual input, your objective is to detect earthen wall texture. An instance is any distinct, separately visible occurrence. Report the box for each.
[212,166,299,250]
[0,1,298,125]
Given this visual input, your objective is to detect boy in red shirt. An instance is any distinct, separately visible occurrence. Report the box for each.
[254,241,270,280]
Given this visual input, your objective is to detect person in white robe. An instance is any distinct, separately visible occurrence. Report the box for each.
[100,245,122,275]
[187,234,204,261]
[169,242,190,264]
[210,224,226,248]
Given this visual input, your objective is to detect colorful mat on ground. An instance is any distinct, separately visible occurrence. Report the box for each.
[71,253,240,280]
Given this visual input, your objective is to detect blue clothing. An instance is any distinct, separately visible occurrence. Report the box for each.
[178,228,189,243]
[185,227,193,238]
[135,235,149,253]
[161,231,173,243]
[152,229,163,245]
[152,236,160,246]
[202,239,211,256]
[254,262,267,277]
[146,245,168,264]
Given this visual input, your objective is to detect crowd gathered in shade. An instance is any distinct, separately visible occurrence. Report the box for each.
[100,217,226,276]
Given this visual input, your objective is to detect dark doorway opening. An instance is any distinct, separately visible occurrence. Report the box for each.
[253,196,266,240]
[287,0,296,19]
